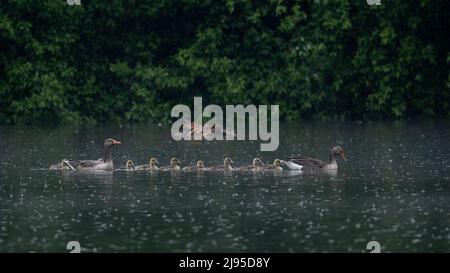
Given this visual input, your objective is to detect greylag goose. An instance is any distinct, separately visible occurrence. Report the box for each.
[159,158,181,171]
[210,157,234,171]
[120,159,136,171]
[235,158,263,171]
[135,157,159,171]
[182,160,210,171]
[273,159,283,171]
[49,138,121,171]
[260,159,283,171]
[283,146,346,170]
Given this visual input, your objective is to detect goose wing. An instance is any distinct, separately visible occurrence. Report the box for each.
[209,165,226,171]
[234,165,253,171]
[135,164,149,170]
[288,157,327,168]
[261,163,277,170]
[67,159,104,170]
[280,160,303,170]
[182,164,196,171]
[159,165,176,171]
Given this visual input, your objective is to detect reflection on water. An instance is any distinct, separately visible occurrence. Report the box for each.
[0,120,450,252]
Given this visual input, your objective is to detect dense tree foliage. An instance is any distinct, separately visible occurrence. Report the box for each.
[0,0,449,124]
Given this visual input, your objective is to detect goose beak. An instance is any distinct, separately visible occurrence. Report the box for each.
[112,140,121,145]
[341,153,347,161]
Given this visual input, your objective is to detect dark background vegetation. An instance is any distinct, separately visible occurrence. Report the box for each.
[0,0,449,125]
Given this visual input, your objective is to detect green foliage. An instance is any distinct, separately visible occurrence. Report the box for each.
[0,0,448,124]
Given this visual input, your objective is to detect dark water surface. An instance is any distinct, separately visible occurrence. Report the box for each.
[1,121,450,252]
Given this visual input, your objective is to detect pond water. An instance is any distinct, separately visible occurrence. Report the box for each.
[0,121,450,252]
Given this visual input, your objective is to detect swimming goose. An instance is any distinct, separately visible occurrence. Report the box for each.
[210,157,234,171]
[49,138,121,171]
[120,159,136,171]
[260,159,283,171]
[284,146,346,170]
[273,159,283,171]
[159,158,181,171]
[135,157,159,171]
[235,158,263,171]
[182,160,209,171]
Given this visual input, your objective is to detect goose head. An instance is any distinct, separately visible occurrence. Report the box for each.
[196,160,205,169]
[330,146,346,161]
[223,157,234,168]
[104,138,121,148]
[252,158,263,170]
[125,160,135,170]
[103,138,121,162]
[170,158,181,168]
[149,157,159,167]
[273,159,282,170]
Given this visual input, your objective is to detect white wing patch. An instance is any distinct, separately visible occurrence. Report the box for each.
[280,160,304,170]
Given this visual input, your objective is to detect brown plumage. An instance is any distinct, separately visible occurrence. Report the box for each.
[287,146,346,170]
[49,138,121,171]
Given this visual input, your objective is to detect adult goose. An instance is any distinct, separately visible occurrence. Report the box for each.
[282,146,346,171]
[49,138,122,171]
[135,157,159,171]
[159,158,182,171]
